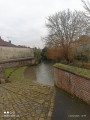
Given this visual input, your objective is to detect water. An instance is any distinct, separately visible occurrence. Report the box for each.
[24,62,54,86]
[24,62,90,120]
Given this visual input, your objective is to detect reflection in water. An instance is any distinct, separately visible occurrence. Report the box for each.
[24,62,54,85]
[24,66,37,81]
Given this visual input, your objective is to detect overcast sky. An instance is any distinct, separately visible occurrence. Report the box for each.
[0,0,85,48]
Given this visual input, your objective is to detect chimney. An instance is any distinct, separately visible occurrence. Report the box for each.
[8,40,11,44]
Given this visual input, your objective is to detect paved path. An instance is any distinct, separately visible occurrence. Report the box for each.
[0,67,55,120]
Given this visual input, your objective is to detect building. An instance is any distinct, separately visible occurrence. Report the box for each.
[0,36,16,47]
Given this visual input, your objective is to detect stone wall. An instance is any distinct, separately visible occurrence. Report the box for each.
[0,46,34,60]
[54,66,90,104]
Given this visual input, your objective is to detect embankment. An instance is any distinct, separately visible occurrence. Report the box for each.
[54,64,90,104]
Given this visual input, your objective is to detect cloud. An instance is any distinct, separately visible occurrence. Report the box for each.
[0,0,84,48]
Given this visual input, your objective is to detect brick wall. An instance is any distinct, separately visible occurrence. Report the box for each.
[54,66,90,104]
[0,66,9,83]
[0,58,35,68]
[0,66,5,78]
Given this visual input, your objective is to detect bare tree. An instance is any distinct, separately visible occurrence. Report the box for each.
[82,0,90,35]
[44,9,89,62]
[82,0,90,15]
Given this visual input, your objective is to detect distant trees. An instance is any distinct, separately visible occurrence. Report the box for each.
[46,47,63,62]
[74,35,90,64]
[41,47,47,60]
[33,47,42,63]
[44,9,89,63]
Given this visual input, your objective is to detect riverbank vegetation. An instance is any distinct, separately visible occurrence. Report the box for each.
[33,47,42,64]
[42,1,90,69]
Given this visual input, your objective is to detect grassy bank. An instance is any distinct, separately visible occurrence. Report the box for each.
[5,67,17,77]
[8,66,30,83]
[54,63,90,79]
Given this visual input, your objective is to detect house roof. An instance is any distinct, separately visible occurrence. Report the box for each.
[0,37,16,47]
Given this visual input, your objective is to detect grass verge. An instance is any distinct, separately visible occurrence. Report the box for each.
[8,66,29,83]
[54,63,90,79]
[5,67,17,77]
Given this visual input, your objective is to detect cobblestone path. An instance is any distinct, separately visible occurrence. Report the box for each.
[0,67,55,120]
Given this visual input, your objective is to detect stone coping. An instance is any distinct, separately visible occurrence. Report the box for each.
[54,65,90,81]
[0,57,34,63]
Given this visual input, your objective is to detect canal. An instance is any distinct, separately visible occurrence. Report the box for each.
[24,62,90,120]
